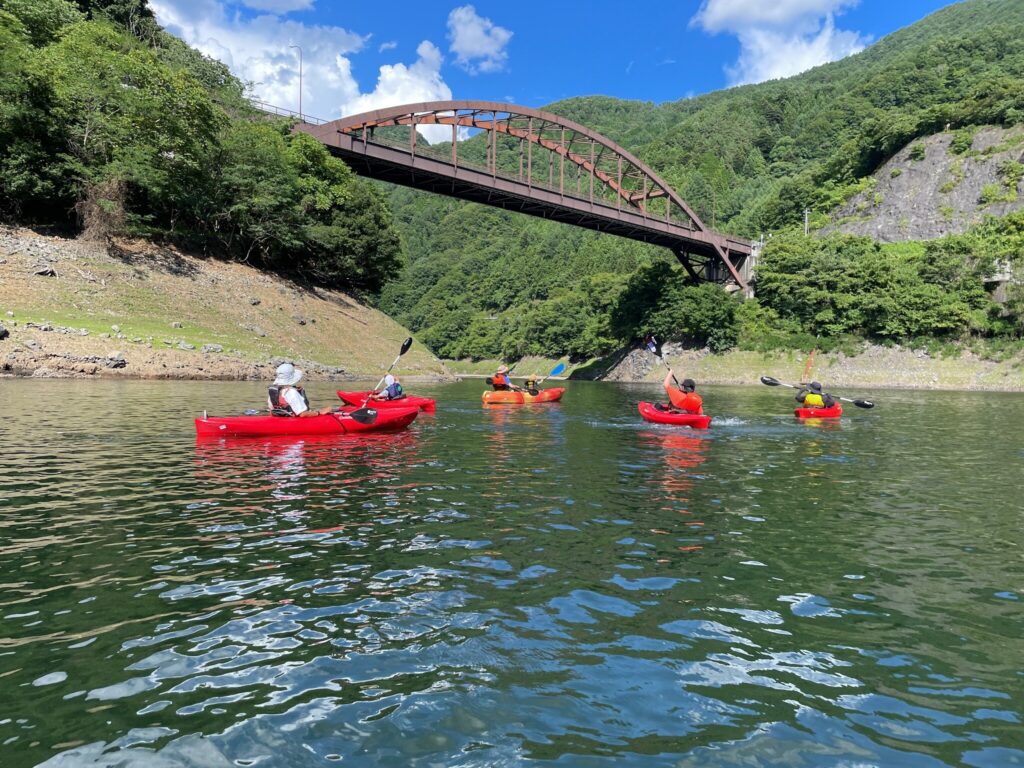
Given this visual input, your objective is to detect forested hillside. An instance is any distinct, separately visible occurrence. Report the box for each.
[382,0,1024,361]
[0,0,400,294]
[2,0,1023,366]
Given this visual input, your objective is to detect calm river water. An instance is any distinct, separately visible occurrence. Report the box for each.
[1,379,1022,767]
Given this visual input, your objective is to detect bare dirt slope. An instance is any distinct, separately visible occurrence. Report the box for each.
[826,125,1024,242]
[0,227,450,380]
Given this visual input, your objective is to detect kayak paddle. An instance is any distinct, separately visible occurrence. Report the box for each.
[525,361,566,396]
[644,335,681,387]
[760,375,875,409]
[349,337,414,424]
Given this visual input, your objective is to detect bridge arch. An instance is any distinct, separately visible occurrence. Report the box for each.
[295,100,751,290]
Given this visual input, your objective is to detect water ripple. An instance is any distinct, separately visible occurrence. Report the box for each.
[0,381,1021,767]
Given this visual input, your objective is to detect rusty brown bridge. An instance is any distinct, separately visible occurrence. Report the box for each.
[263,100,752,290]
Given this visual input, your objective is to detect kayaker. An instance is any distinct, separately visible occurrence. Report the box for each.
[492,365,520,392]
[662,372,703,414]
[268,363,334,418]
[795,381,836,408]
[371,373,404,401]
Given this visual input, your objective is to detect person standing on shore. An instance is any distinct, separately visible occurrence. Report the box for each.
[268,363,334,417]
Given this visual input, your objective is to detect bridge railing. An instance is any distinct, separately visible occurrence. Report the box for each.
[348,127,706,232]
[249,99,328,126]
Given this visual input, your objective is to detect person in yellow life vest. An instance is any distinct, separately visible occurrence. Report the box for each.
[795,381,836,408]
[663,372,703,414]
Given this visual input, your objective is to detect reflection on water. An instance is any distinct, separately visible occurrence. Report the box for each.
[0,380,1022,767]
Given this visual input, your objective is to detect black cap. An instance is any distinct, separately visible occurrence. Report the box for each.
[682,378,696,392]
[809,381,822,392]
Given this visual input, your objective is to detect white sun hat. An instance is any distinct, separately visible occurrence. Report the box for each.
[273,362,303,386]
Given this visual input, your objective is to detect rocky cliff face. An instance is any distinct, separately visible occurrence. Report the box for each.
[826,125,1024,242]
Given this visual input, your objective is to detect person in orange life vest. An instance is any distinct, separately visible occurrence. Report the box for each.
[267,363,334,418]
[663,372,703,414]
[795,381,835,408]
[492,365,520,391]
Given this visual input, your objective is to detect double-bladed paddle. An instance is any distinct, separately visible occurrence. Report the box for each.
[644,335,681,387]
[760,375,875,409]
[348,337,414,424]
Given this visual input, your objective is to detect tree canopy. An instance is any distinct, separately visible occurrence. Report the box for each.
[0,0,401,293]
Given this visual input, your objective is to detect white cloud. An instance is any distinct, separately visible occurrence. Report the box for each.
[343,41,454,143]
[152,0,460,143]
[693,0,858,32]
[378,40,398,52]
[691,0,867,84]
[446,5,512,74]
[237,0,313,13]
[152,0,364,118]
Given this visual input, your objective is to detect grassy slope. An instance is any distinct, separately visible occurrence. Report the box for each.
[0,229,447,378]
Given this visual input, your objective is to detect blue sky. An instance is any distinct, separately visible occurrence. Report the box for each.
[152,0,960,129]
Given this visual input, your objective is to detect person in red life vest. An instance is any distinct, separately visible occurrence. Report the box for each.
[268,363,334,418]
[492,365,520,391]
[663,372,703,414]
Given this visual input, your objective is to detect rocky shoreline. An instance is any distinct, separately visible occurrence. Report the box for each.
[598,342,1024,392]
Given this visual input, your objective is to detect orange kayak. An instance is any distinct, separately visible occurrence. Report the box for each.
[482,387,565,404]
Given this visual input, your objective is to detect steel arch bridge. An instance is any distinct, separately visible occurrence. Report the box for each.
[288,100,752,291]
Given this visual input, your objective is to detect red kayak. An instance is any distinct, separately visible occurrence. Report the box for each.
[794,403,843,418]
[336,390,436,412]
[195,405,419,437]
[638,401,712,429]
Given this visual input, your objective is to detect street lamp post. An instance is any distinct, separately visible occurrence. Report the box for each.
[289,45,302,120]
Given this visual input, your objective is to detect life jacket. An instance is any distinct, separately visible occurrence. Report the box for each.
[268,385,309,416]
[493,373,510,390]
[679,392,703,414]
[803,392,825,408]
[382,381,404,399]
[667,387,703,414]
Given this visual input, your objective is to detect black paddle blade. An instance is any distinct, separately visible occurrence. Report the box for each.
[526,388,540,396]
[760,376,782,386]
[399,337,413,356]
[347,407,378,425]
[852,399,875,409]
[485,377,494,385]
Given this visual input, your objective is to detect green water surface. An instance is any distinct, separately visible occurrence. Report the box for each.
[0,379,1021,767]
